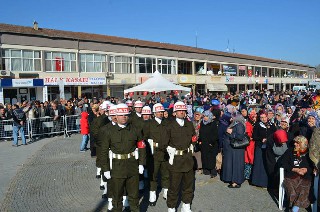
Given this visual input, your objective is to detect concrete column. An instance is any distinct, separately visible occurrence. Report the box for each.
[192,61,195,75]
[237,84,239,93]
[77,86,81,98]
[283,83,286,91]
[41,86,47,102]
[0,87,3,104]
[204,62,207,74]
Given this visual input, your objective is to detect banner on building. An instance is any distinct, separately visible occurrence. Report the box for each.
[44,77,106,85]
[223,65,237,75]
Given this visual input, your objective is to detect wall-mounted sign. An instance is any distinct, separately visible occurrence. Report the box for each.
[223,65,237,75]
[44,77,106,85]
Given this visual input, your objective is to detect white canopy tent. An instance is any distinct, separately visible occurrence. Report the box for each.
[124,71,191,98]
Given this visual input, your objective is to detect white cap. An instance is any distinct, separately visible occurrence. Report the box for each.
[125,100,133,107]
[134,100,144,108]
[101,100,111,110]
[153,103,165,112]
[173,101,187,112]
[116,103,130,115]
[107,103,114,111]
[109,105,117,116]
[141,106,152,115]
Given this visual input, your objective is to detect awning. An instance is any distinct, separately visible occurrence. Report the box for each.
[207,84,228,92]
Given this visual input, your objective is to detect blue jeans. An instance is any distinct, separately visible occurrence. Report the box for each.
[80,134,89,151]
[13,125,27,145]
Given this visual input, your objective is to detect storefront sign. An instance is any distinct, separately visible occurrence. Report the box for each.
[177,75,196,84]
[12,79,33,87]
[44,77,106,85]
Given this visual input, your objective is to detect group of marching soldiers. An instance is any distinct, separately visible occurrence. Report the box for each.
[90,99,196,212]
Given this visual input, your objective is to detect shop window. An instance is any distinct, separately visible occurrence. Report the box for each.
[80,53,106,72]
[239,84,245,92]
[196,84,205,95]
[45,51,76,72]
[1,49,41,72]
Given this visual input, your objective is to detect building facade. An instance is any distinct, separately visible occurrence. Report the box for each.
[0,23,316,104]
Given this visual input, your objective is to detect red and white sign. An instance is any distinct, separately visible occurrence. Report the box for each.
[44,77,106,85]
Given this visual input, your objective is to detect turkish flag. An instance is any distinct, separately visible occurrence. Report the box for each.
[55,57,64,71]
[248,69,252,77]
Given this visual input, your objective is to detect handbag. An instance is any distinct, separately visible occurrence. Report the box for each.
[230,133,250,149]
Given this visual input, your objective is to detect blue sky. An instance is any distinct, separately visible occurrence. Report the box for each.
[1,0,319,66]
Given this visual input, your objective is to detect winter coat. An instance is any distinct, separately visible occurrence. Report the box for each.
[309,128,320,169]
[245,121,255,164]
[80,112,90,135]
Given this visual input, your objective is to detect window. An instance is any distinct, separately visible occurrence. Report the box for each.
[135,57,154,73]
[262,67,268,77]
[109,56,132,73]
[158,58,176,74]
[45,51,76,72]
[255,67,261,77]
[238,65,246,76]
[178,61,192,74]
[269,68,274,77]
[80,53,106,72]
[1,49,41,71]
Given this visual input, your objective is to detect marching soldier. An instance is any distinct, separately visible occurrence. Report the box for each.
[100,103,146,212]
[143,103,170,206]
[91,101,110,187]
[166,102,196,212]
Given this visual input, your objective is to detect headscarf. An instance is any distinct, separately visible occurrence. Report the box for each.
[225,104,235,114]
[248,109,257,122]
[294,135,309,157]
[275,103,285,115]
[307,111,320,127]
[202,110,213,125]
[232,112,246,127]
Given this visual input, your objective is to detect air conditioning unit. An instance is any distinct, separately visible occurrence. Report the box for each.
[0,70,12,77]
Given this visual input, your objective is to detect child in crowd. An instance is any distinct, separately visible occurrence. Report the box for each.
[80,111,90,152]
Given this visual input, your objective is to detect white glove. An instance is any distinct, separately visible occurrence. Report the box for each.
[167,146,176,165]
[104,171,111,179]
[139,165,144,174]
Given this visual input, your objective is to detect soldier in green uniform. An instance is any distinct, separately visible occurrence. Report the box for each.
[143,103,170,206]
[91,101,110,189]
[166,101,196,212]
[100,103,146,212]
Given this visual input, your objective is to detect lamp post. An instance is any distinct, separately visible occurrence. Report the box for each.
[105,72,114,97]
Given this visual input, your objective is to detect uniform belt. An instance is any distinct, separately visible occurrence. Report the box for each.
[112,151,135,159]
[175,148,192,156]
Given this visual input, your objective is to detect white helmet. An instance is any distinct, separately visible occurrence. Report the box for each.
[141,106,152,115]
[134,100,144,108]
[109,104,117,116]
[125,100,133,107]
[101,100,111,110]
[116,103,130,115]
[153,103,165,113]
[106,103,114,111]
[173,101,187,112]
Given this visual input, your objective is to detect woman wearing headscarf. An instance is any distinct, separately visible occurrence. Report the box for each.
[221,113,246,188]
[300,111,319,141]
[282,136,314,212]
[192,107,204,173]
[251,110,277,188]
[199,110,219,178]
[244,109,257,180]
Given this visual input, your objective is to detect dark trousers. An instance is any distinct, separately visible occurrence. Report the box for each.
[111,175,139,212]
[150,159,169,191]
[90,137,96,157]
[167,169,195,208]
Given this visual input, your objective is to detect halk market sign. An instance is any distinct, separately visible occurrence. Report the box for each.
[44,77,106,85]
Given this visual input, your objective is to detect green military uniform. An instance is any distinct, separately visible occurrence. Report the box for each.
[166,119,196,208]
[143,118,169,191]
[129,112,144,134]
[92,113,110,168]
[100,123,146,212]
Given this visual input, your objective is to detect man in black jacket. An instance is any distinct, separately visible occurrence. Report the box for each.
[12,104,27,146]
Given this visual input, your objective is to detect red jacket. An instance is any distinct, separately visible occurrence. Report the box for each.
[80,112,90,135]
[245,121,255,164]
